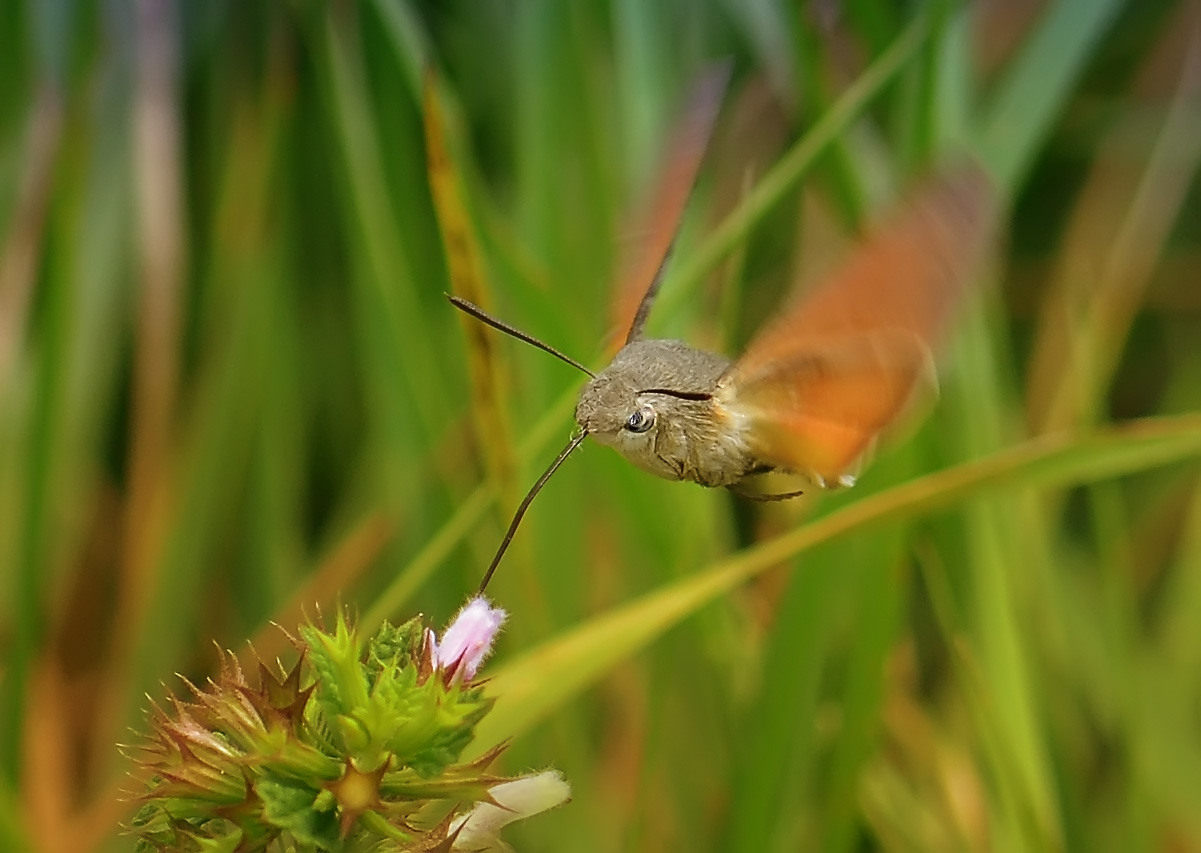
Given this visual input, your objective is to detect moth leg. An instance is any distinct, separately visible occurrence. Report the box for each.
[726,484,805,502]
[655,451,685,479]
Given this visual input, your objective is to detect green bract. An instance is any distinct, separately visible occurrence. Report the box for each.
[128,609,548,852]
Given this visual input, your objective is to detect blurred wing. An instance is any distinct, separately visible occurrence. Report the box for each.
[724,330,935,480]
[610,61,731,349]
[721,164,998,481]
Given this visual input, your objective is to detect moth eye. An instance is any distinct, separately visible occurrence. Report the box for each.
[625,405,656,434]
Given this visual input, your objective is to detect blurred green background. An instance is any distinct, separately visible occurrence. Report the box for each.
[3,0,1201,850]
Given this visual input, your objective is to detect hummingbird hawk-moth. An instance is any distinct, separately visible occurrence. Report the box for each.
[447,67,997,592]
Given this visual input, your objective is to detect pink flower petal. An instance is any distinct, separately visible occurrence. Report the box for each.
[437,596,506,681]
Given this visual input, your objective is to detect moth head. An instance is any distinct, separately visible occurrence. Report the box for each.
[575,340,729,471]
[575,365,646,436]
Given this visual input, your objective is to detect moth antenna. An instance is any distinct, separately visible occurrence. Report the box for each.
[447,294,595,377]
[477,431,589,593]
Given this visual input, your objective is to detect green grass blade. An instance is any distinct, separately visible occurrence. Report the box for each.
[475,414,1201,750]
[977,0,1126,190]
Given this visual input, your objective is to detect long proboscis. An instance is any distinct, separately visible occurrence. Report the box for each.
[478,431,588,593]
[447,294,594,377]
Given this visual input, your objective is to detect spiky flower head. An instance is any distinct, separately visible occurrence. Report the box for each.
[128,597,568,852]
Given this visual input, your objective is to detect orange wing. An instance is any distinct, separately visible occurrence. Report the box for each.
[610,61,731,349]
[720,163,998,482]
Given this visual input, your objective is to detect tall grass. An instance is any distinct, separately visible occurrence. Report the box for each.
[2,0,1200,850]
